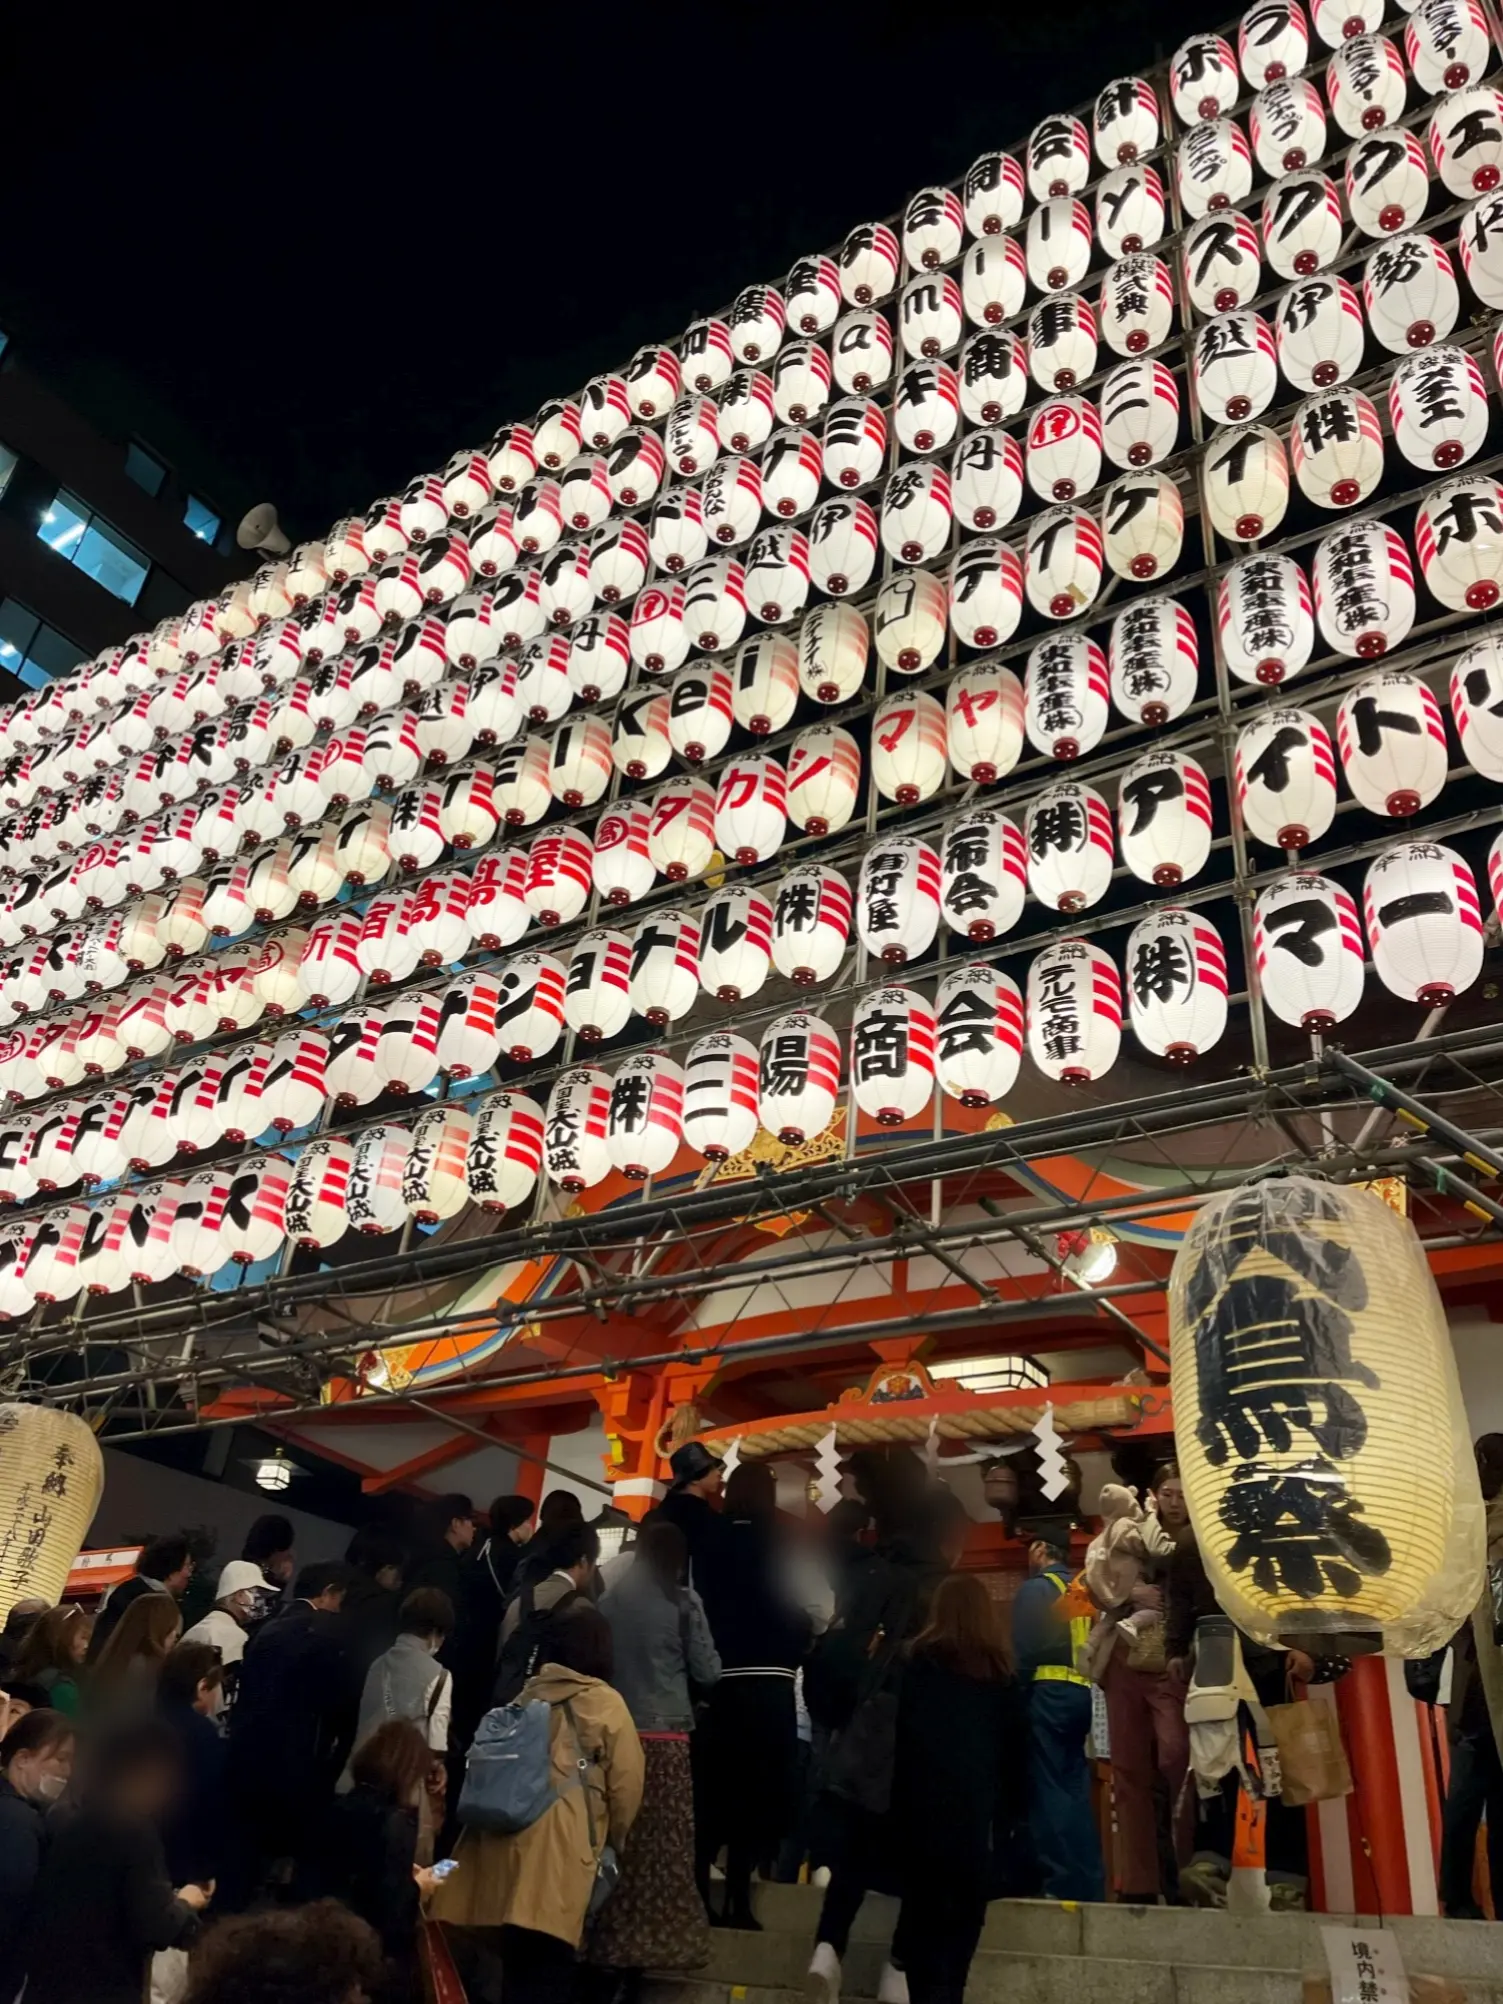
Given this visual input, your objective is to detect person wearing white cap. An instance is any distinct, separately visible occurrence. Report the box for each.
[181,1560,273,1671]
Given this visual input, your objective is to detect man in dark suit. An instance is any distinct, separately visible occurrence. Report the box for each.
[87,1535,195,1662]
[221,1560,355,1907]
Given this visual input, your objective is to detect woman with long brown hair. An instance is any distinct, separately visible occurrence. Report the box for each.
[890,1573,1026,2004]
[89,1595,182,1720]
[12,1606,92,1715]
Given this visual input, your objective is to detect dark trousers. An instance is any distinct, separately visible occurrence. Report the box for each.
[898,1875,988,2004]
[1027,1681,1104,1903]
[1441,1730,1503,1916]
[501,1926,577,2004]
[815,1796,910,1960]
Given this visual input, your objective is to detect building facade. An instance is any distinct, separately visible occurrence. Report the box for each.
[0,330,246,696]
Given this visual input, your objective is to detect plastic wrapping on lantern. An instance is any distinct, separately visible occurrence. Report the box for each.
[1168,1176,1484,1655]
[1365,839,1484,1005]
[1026,939,1122,1085]
[1025,632,1110,762]
[941,811,1027,941]
[1126,908,1229,1062]
[772,866,851,985]
[467,1092,544,1212]
[1235,707,1338,850]
[1312,521,1416,667]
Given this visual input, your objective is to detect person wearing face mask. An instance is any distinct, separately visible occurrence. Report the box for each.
[0,1708,75,2001]
[158,1644,230,1896]
[182,1563,274,1704]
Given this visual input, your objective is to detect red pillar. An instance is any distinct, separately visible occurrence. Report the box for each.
[1335,1654,1419,1914]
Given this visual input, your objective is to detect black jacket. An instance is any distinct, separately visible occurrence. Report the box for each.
[308,1785,420,1959]
[658,1489,721,1578]
[160,1697,228,1885]
[405,1542,469,1669]
[87,1575,168,1662]
[695,1515,810,1671]
[23,1808,198,2004]
[804,1531,946,1732]
[341,1573,402,1679]
[227,1601,356,1811]
[451,1537,520,1745]
[892,1654,1029,1889]
[0,1775,47,1999]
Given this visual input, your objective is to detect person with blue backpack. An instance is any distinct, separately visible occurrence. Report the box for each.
[432,1606,644,2004]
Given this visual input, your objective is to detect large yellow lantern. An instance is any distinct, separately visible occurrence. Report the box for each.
[0,1405,104,1625]
[1169,1177,1483,1656]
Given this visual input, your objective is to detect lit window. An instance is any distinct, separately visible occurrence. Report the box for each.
[0,598,81,687]
[124,443,167,497]
[37,490,149,606]
[0,445,16,498]
[184,494,220,545]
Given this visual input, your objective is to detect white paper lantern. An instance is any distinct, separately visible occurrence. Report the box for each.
[934,965,1024,1107]
[682,554,748,652]
[881,463,954,563]
[1290,388,1385,508]
[1275,274,1364,391]
[758,1011,841,1144]
[871,691,947,807]
[1108,595,1199,725]
[612,694,671,784]
[958,333,1027,426]
[1126,909,1229,1062]
[1203,424,1290,543]
[873,569,949,675]
[1026,782,1115,912]
[606,1051,685,1181]
[1250,79,1326,178]
[647,776,716,882]
[857,838,942,967]
[1363,235,1459,354]
[1451,636,1503,780]
[1337,671,1447,816]
[1327,34,1406,136]
[591,807,655,910]
[1417,477,1503,611]
[1094,75,1160,165]
[544,1066,613,1192]
[284,1137,355,1248]
[798,604,868,706]
[1118,749,1214,886]
[1024,506,1104,620]
[787,724,861,837]
[1025,632,1110,761]
[1460,190,1503,307]
[698,887,773,1002]
[1102,471,1184,583]
[1365,840,1484,1006]
[491,735,554,826]
[682,1032,760,1162]
[1177,119,1254,220]
[629,907,701,1027]
[772,866,851,985]
[1194,311,1279,426]
[222,1155,292,1265]
[463,846,529,951]
[1346,129,1431,240]
[962,150,1026,238]
[1095,164,1167,261]
[1027,197,1094,293]
[1026,939,1122,1085]
[1314,521,1416,659]
[467,1092,544,1211]
[946,663,1025,786]
[1235,706,1338,849]
[1431,86,1503,198]
[850,987,936,1128]
[494,951,566,1062]
[1218,552,1315,687]
[402,1104,472,1223]
[941,810,1027,941]
[837,222,901,306]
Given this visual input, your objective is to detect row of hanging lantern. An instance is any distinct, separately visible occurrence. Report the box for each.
[2,813,1494,1310]
[0,626,1489,1059]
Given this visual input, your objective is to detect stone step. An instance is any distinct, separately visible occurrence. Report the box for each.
[645,1886,1503,2001]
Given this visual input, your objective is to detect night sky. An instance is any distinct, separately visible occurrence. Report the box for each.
[8,3,1212,541]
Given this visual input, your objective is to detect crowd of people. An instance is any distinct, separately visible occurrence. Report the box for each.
[0,1435,1494,2004]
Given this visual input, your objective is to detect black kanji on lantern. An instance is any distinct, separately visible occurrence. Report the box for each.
[854,1006,910,1082]
[1432,486,1503,552]
[1120,761,1183,835]
[1029,796,1086,856]
[1131,931,1191,1006]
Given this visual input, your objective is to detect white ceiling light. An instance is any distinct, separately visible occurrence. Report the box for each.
[929,1354,1051,1395]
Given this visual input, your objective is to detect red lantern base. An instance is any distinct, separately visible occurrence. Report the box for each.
[1282,148,1305,173]
[1474,165,1501,192]
[1053,367,1076,389]
[1121,233,1143,254]
[1361,106,1386,131]
[960,1090,989,1109]
[876,1109,903,1127]
[646,1008,670,1028]
[1127,442,1152,466]
[1165,1043,1196,1065]
[1152,863,1183,886]
[716,984,741,1003]
[968,920,996,942]
[1385,789,1420,817]
[1141,702,1169,725]
[1406,320,1436,348]
[1433,441,1465,468]
[1053,737,1080,760]
[1355,631,1388,659]
[1059,891,1086,913]
[1311,361,1339,387]
[792,967,816,986]
[1276,823,1309,849]
[1225,395,1251,420]
[1129,555,1158,579]
[973,507,996,528]
[577,1027,602,1044]
[777,1127,806,1146]
[1125,329,1149,353]
[1051,478,1076,502]
[1417,982,1456,1007]
[1330,478,1360,506]
[880,946,909,966]
[1236,513,1265,540]
[1378,204,1405,234]
[1049,592,1075,618]
[1215,284,1241,311]
[805,815,829,837]
[1300,1010,1336,1032]
[971,762,997,784]
[1467,581,1500,610]
[1060,1066,1091,1085]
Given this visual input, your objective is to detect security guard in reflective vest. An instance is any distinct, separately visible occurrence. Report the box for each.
[1011,1536,1105,1902]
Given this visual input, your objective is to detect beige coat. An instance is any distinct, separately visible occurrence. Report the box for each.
[430,1663,645,1946]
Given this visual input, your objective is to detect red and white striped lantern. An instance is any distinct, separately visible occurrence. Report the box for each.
[787,725,861,837]
[523,829,592,928]
[1416,477,1503,610]
[1095,164,1167,262]
[870,691,948,806]
[1452,636,1503,781]
[1108,595,1199,726]
[1117,749,1213,886]
[1255,871,1366,1029]
[1275,273,1364,392]
[934,965,1024,1108]
[1203,424,1289,543]
[1250,77,1326,178]
[873,570,948,676]
[565,930,633,1044]
[285,1137,355,1248]
[850,986,936,1127]
[1314,521,1416,659]
[857,838,941,967]
[1431,86,1503,198]
[682,1031,760,1162]
[1235,706,1338,849]
[1219,552,1315,686]
[435,973,503,1079]
[1290,388,1385,509]
[1327,33,1406,137]
[468,1092,544,1211]
[1027,940,1122,1085]
[1126,909,1228,1062]
[1195,311,1278,426]
[946,663,1025,786]
[647,776,716,882]
[771,866,851,986]
[1365,840,1484,1005]
[1363,235,1459,354]
[838,223,901,307]
[629,907,701,1028]
[941,811,1027,941]
[1102,471,1183,582]
[606,1051,685,1181]
[1025,632,1110,761]
[962,150,1025,238]
[1026,781,1115,912]
[591,807,656,909]
[346,1125,413,1235]
[758,1011,841,1144]
[1176,119,1254,220]
[494,951,566,1062]
[698,887,773,1003]
[1346,130,1430,241]
[403,1104,473,1222]
[964,238,1029,333]
[1336,671,1447,817]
